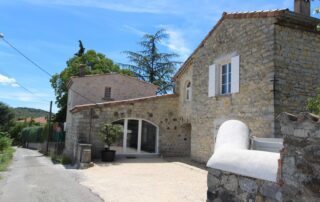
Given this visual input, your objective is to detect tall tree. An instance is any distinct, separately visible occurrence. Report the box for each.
[123,29,180,94]
[0,102,15,132]
[50,48,132,122]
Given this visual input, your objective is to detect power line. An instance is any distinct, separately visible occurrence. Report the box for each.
[2,38,52,77]
[1,36,101,108]
[0,69,50,104]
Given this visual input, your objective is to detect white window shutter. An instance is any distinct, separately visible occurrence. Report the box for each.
[231,55,240,93]
[208,64,216,97]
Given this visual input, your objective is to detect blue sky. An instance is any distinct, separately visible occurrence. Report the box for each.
[0,0,320,113]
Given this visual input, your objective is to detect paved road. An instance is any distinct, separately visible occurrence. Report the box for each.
[0,148,103,202]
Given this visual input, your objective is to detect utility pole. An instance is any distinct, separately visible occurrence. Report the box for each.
[46,101,53,155]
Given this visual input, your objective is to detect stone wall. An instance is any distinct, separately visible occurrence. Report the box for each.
[274,15,320,136]
[207,112,320,202]
[278,112,320,201]
[207,168,281,202]
[66,73,158,137]
[188,17,277,162]
[65,95,192,160]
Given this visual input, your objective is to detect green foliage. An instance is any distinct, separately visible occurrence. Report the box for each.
[98,123,123,149]
[20,126,44,143]
[123,29,181,94]
[61,155,72,165]
[50,48,133,122]
[0,102,15,132]
[0,147,14,172]
[307,87,320,114]
[0,133,14,171]
[50,152,72,165]
[0,133,12,151]
[14,107,49,119]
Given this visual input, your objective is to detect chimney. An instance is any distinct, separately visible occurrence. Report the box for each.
[294,0,310,16]
[79,64,86,77]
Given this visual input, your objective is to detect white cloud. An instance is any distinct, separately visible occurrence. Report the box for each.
[161,27,191,61]
[0,74,19,87]
[123,25,146,37]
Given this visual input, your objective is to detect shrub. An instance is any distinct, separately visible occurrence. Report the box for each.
[61,155,72,165]
[307,87,320,114]
[21,126,44,143]
[0,135,12,151]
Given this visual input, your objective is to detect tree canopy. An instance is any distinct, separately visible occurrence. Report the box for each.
[123,29,180,94]
[50,43,132,122]
[0,102,15,132]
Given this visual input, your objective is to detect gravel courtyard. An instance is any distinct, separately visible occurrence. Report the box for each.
[78,157,207,202]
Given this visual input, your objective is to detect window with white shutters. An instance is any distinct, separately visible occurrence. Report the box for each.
[208,54,240,97]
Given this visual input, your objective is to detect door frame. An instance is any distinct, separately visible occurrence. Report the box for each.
[112,118,159,155]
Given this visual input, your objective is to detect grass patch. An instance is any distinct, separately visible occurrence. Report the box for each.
[0,147,15,172]
[50,153,71,165]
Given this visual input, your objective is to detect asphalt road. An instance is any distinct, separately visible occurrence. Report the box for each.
[0,148,103,202]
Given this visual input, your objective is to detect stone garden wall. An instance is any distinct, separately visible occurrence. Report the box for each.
[207,112,320,202]
[278,112,320,201]
[207,168,281,202]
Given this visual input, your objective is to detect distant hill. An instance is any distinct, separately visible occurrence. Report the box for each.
[14,107,50,119]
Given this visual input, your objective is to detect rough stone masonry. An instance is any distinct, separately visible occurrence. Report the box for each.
[207,112,320,202]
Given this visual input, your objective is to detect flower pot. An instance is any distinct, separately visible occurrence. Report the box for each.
[101,149,116,162]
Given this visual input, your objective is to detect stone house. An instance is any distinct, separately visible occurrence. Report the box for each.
[65,1,320,163]
[64,73,158,159]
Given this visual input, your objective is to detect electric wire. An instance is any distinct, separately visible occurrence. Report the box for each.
[0,68,50,104]
[1,37,101,108]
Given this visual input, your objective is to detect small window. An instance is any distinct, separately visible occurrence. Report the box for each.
[104,87,111,99]
[186,81,191,101]
[221,63,231,95]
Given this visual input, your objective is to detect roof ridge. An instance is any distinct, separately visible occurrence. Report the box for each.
[173,9,289,80]
[68,72,158,89]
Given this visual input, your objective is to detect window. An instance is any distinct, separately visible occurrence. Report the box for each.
[221,63,231,95]
[208,55,240,97]
[186,81,191,101]
[104,87,111,99]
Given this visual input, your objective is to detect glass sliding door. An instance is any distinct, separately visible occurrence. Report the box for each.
[141,120,157,153]
[126,119,139,153]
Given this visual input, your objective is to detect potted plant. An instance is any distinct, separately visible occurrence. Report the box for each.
[98,123,123,162]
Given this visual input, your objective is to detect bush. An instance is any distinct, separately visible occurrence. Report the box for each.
[21,126,44,143]
[0,134,14,171]
[8,122,28,145]
[0,147,14,171]
[50,153,71,165]
[61,155,72,165]
[0,135,12,151]
[307,87,320,114]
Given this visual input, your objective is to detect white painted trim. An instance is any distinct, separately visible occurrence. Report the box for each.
[112,118,159,155]
[137,119,142,153]
[123,119,128,153]
[231,55,240,93]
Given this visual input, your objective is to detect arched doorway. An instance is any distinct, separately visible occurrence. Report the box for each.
[111,118,159,155]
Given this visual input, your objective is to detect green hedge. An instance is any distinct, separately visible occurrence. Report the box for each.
[21,126,44,143]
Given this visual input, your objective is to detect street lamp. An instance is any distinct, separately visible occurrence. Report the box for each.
[0,33,3,38]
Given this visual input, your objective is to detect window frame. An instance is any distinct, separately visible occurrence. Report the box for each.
[185,81,192,101]
[220,62,232,95]
[104,86,112,99]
